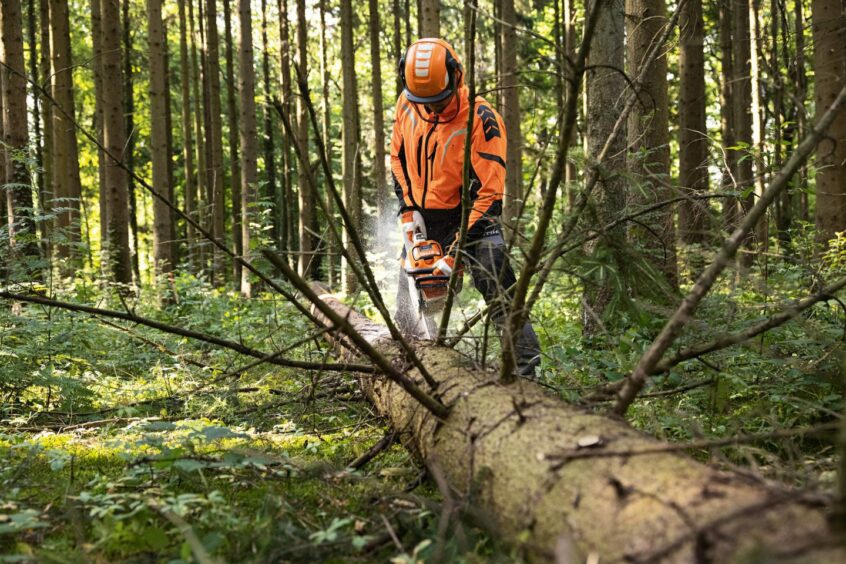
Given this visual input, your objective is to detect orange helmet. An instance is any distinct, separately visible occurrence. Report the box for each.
[399,38,463,104]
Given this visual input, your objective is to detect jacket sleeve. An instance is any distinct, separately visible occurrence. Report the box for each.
[466,101,507,240]
[390,100,417,213]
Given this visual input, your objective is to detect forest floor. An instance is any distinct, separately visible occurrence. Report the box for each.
[1,242,843,561]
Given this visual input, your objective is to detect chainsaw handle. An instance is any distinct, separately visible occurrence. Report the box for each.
[405,267,437,275]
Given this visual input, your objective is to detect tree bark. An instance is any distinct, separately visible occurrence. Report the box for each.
[678,0,709,246]
[48,0,82,261]
[224,0,242,288]
[626,0,677,290]
[27,0,47,256]
[581,0,627,338]
[260,0,278,249]
[147,0,175,276]
[500,0,522,238]
[320,0,336,287]
[277,0,295,264]
[189,0,207,273]
[419,0,439,37]
[122,0,140,283]
[340,0,362,293]
[295,0,315,279]
[812,0,846,245]
[731,0,754,267]
[369,0,389,220]
[205,0,226,284]
[89,0,107,257]
[238,0,258,296]
[100,0,133,285]
[178,0,197,273]
[311,289,846,562]
[2,0,41,274]
[38,0,53,253]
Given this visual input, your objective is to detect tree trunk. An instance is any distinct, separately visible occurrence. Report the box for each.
[2,0,41,274]
[731,0,754,268]
[260,0,278,249]
[238,0,258,296]
[205,0,227,284]
[719,0,738,233]
[320,0,336,288]
[189,0,207,273]
[295,0,315,278]
[48,0,82,262]
[581,0,627,338]
[311,289,846,562]
[99,0,132,285]
[27,0,48,256]
[501,0,522,238]
[812,0,846,245]
[122,0,140,283]
[277,0,294,265]
[419,0,439,37]
[89,0,107,258]
[393,0,402,99]
[224,0,242,288]
[340,0,362,293]
[626,0,677,291]
[369,0,389,220]
[678,0,709,246]
[749,0,768,255]
[178,0,197,273]
[147,0,175,276]
[38,0,53,254]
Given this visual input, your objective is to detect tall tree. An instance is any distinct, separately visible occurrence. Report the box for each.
[223,0,242,286]
[582,0,627,336]
[147,0,175,275]
[501,0,522,236]
[277,0,294,263]
[369,0,388,219]
[27,0,47,253]
[90,0,108,255]
[719,0,738,232]
[190,0,208,272]
[295,0,315,278]
[419,0,440,37]
[205,0,227,283]
[626,0,677,289]
[319,0,336,287]
[99,0,132,285]
[38,0,53,249]
[49,0,83,261]
[393,0,402,99]
[122,0,140,281]
[260,0,278,245]
[238,0,258,295]
[2,0,41,273]
[678,0,709,245]
[340,0,362,292]
[178,0,197,271]
[730,0,754,266]
[812,0,846,245]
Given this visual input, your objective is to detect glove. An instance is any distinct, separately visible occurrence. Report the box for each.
[401,209,426,254]
[432,255,455,277]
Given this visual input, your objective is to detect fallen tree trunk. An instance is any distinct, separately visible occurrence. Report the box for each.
[311,286,845,562]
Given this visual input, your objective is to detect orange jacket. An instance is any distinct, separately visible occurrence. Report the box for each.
[390,85,506,243]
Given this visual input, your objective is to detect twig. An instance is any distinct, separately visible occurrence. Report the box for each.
[613,82,846,415]
[347,430,397,470]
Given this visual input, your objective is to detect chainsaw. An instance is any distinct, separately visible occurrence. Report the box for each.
[405,232,452,313]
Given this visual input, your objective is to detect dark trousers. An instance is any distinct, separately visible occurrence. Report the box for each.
[396,234,541,375]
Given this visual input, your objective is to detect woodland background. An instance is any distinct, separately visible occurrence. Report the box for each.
[1,0,845,561]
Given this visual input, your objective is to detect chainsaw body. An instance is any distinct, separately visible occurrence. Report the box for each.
[404,233,454,313]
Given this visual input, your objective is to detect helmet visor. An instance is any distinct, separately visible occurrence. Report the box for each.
[404,86,455,105]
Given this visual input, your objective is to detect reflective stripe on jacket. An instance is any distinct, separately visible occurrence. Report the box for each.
[390,85,506,242]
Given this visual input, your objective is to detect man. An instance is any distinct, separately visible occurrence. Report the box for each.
[391,38,541,378]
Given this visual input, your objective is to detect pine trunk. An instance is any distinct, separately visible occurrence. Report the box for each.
[205,0,226,284]
[277,0,294,264]
[319,0,336,288]
[178,0,197,272]
[99,0,132,285]
[812,0,846,245]
[369,0,389,220]
[260,0,278,248]
[678,0,709,246]
[581,0,627,337]
[224,0,242,287]
[311,289,846,562]
[189,0,207,273]
[626,0,677,291]
[238,0,258,296]
[731,0,754,267]
[419,0,439,37]
[48,0,82,261]
[123,0,140,283]
[147,0,175,276]
[295,0,315,278]
[500,0,522,238]
[340,0,362,293]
